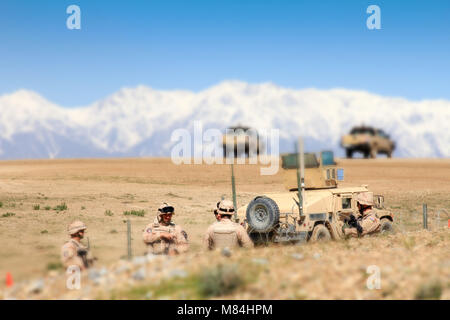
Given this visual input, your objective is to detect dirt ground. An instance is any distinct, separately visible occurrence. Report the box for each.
[0,158,449,298]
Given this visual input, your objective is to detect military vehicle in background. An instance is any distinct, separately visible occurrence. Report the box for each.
[341,126,395,158]
[222,126,262,158]
[236,149,394,244]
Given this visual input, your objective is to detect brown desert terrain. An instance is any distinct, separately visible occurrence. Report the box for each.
[0,158,448,299]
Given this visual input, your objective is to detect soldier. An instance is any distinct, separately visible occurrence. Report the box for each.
[204,200,253,251]
[344,193,381,238]
[142,203,189,255]
[61,220,94,271]
[213,202,222,221]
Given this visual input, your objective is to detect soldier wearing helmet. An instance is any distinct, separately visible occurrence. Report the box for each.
[61,220,94,270]
[204,200,253,251]
[142,203,189,255]
[344,192,381,238]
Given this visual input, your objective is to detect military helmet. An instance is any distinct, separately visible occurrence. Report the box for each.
[158,202,175,216]
[217,200,235,215]
[68,220,87,235]
[356,192,374,206]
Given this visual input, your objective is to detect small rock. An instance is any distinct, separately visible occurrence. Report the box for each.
[291,253,304,260]
[313,253,321,259]
[115,264,131,274]
[132,256,147,266]
[168,269,187,279]
[132,267,146,281]
[99,267,108,276]
[88,269,101,281]
[221,247,232,257]
[28,279,45,294]
[252,258,268,265]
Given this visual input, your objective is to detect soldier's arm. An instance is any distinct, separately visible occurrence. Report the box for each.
[203,227,214,251]
[61,244,85,270]
[360,213,380,236]
[174,226,189,254]
[142,226,162,244]
[237,226,254,249]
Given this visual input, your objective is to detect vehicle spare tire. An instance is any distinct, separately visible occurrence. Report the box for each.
[246,197,280,233]
[380,218,393,233]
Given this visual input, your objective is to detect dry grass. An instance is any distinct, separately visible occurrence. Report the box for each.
[0,158,448,299]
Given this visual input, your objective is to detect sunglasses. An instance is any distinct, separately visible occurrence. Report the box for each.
[159,206,174,214]
[218,207,234,213]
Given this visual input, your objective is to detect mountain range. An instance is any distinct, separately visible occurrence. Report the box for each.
[0,81,448,160]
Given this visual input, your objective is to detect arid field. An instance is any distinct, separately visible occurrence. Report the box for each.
[0,158,449,299]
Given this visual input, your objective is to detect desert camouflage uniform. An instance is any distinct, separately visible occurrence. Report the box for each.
[343,209,381,238]
[143,219,189,255]
[61,220,94,270]
[204,219,253,250]
[61,239,91,270]
[344,192,381,238]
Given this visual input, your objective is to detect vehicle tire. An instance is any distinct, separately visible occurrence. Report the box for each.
[249,232,274,246]
[310,224,331,242]
[387,150,392,158]
[246,197,280,233]
[363,151,370,158]
[380,218,393,233]
[346,149,353,158]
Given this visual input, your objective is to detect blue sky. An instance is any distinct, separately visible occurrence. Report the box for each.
[0,0,449,107]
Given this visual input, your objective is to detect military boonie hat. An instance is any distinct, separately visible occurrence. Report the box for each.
[158,202,175,215]
[217,200,235,214]
[356,192,374,206]
[68,220,87,235]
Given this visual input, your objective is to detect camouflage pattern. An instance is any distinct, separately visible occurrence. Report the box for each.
[344,209,381,238]
[158,202,175,215]
[204,219,253,250]
[217,199,234,212]
[61,239,93,270]
[142,220,189,255]
[356,192,374,206]
[67,220,87,235]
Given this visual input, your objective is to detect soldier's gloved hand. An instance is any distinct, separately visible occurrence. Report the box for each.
[160,232,174,241]
[349,214,357,227]
[356,222,363,234]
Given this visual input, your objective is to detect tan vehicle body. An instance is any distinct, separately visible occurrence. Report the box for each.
[341,126,395,158]
[237,152,394,244]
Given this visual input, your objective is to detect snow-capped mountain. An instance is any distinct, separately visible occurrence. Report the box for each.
[0,81,448,160]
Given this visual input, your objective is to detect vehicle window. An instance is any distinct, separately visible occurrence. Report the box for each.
[342,197,352,209]
[332,169,336,179]
[350,128,375,136]
[327,169,330,180]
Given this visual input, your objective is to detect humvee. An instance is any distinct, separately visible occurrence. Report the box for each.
[222,126,262,158]
[236,151,394,244]
[341,126,395,159]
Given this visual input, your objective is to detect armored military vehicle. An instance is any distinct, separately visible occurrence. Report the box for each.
[222,126,262,158]
[341,126,395,158]
[236,150,394,244]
